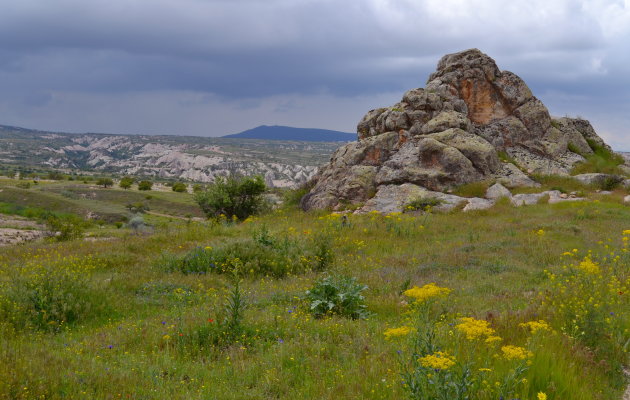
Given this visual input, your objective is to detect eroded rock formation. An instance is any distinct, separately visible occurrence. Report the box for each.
[302,49,613,211]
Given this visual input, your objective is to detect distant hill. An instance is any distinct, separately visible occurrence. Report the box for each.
[223,125,356,142]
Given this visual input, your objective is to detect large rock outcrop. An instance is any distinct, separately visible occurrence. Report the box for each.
[302,49,614,211]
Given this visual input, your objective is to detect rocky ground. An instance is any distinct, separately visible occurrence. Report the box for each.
[0,214,47,246]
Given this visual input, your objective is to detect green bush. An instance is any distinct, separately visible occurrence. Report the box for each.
[172,182,187,192]
[45,214,86,241]
[194,175,266,220]
[138,180,153,191]
[159,229,334,277]
[305,275,370,320]
[119,176,134,189]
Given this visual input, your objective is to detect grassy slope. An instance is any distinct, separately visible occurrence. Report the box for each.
[0,192,627,399]
[0,181,203,223]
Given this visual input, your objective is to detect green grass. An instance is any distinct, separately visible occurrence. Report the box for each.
[0,180,204,224]
[0,196,628,399]
[571,139,626,176]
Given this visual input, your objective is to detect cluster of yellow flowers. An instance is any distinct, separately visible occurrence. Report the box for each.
[455,317,500,343]
[383,326,416,340]
[403,283,451,303]
[576,257,600,274]
[418,351,456,370]
[501,345,533,360]
[518,320,551,334]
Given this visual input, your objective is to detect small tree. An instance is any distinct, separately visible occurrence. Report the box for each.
[194,175,266,220]
[119,176,134,189]
[96,178,114,188]
[45,214,86,241]
[192,184,204,193]
[138,180,153,191]
[172,182,187,192]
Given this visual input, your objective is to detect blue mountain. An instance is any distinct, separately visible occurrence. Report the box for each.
[223,125,356,142]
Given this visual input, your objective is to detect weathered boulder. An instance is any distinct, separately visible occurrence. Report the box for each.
[573,173,624,187]
[302,49,616,212]
[486,183,512,200]
[358,183,468,214]
[624,195,630,205]
[463,197,494,212]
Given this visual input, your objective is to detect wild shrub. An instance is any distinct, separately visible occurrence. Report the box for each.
[305,275,370,319]
[138,180,153,191]
[45,214,87,241]
[119,176,134,189]
[282,181,314,208]
[0,255,105,332]
[173,272,268,352]
[194,175,266,220]
[159,228,333,277]
[172,182,187,192]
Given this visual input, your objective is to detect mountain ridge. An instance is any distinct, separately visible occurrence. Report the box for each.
[223,125,355,142]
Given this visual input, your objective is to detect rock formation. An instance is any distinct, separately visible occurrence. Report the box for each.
[302,49,616,211]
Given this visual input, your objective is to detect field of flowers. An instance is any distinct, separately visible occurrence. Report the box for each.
[0,195,628,399]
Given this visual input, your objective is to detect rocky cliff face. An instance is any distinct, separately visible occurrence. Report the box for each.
[302,49,614,211]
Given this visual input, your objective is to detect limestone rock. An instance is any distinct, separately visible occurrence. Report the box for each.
[358,184,467,214]
[495,163,539,187]
[511,192,548,206]
[486,183,512,200]
[623,179,630,189]
[463,197,494,212]
[624,195,630,205]
[303,49,615,212]
[573,173,623,187]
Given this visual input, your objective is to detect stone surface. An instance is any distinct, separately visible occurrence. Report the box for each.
[302,49,615,212]
[511,192,548,206]
[463,197,494,212]
[494,163,540,187]
[358,183,468,214]
[623,179,630,189]
[624,195,630,205]
[573,173,624,187]
[486,183,512,200]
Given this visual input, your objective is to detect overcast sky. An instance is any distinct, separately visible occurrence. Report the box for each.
[0,0,629,149]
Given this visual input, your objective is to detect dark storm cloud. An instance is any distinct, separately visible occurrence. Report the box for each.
[0,0,628,148]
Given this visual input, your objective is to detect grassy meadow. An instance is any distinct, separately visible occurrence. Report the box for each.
[0,179,629,399]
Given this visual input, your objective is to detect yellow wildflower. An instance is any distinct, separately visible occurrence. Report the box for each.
[537,392,547,400]
[383,326,416,340]
[456,317,496,340]
[485,335,502,344]
[501,345,533,360]
[418,351,456,370]
[623,230,630,235]
[577,257,600,274]
[162,335,171,341]
[403,283,451,303]
[519,320,551,334]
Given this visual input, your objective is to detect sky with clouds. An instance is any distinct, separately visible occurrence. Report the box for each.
[0,0,629,149]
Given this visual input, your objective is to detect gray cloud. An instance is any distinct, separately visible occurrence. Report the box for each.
[0,0,628,149]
